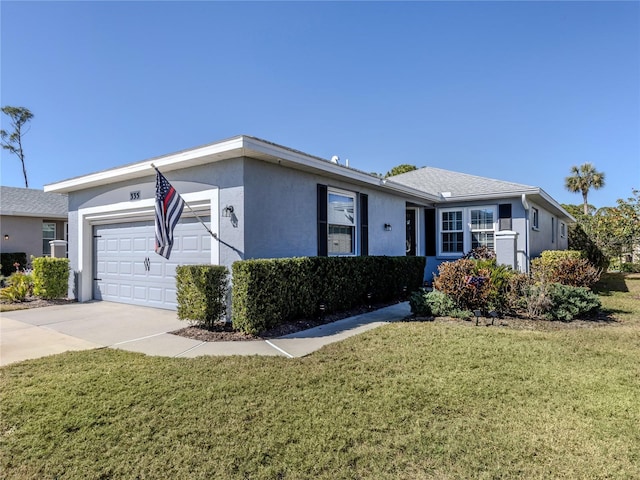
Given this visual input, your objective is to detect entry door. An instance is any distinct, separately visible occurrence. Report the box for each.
[406,210,417,256]
[93,217,211,310]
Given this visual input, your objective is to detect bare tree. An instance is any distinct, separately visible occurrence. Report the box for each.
[1,106,34,188]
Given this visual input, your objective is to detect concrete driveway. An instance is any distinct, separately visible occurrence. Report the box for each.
[1,301,411,366]
[0,302,186,366]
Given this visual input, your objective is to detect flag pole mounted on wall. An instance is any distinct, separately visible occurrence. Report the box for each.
[151,163,217,259]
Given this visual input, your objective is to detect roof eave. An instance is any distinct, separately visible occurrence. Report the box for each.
[438,188,575,222]
[44,135,441,204]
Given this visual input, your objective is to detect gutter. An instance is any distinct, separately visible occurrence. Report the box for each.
[521,194,530,274]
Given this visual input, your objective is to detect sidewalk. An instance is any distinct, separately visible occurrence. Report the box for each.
[0,301,411,366]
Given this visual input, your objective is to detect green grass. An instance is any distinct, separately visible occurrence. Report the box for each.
[1,274,639,479]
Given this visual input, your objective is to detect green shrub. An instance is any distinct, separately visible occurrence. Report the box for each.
[32,257,70,299]
[232,256,426,335]
[621,262,640,273]
[544,283,601,321]
[531,254,601,288]
[0,272,34,302]
[518,282,601,321]
[539,250,584,262]
[410,289,470,319]
[176,265,229,328]
[0,252,27,277]
[433,258,516,314]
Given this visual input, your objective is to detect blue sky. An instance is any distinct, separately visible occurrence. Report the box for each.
[1,1,638,209]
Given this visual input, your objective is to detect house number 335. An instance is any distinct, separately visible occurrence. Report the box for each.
[130,191,141,201]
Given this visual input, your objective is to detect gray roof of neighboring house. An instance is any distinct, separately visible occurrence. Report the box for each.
[0,186,68,219]
[389,166,538,199]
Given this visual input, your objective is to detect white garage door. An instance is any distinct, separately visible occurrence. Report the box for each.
[93,217,212,310]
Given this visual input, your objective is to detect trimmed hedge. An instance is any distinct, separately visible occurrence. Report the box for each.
[176,265,229,328]
[232,256,426,334]
[32,257,70,299]
[1,252,27,277]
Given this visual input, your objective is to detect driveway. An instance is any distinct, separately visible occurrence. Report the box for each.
[1,301,411,366]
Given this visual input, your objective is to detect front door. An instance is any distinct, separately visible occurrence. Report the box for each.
[406,210,416,256]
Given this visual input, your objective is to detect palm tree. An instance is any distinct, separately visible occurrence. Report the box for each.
[565,163,606,215]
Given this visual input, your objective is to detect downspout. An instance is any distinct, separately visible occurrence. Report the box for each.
[521,194,530,274]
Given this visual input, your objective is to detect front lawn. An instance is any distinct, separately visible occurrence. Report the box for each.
[1,274,639,479]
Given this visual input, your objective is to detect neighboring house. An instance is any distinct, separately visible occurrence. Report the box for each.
[0,186,68,264]
[44,135,573,311]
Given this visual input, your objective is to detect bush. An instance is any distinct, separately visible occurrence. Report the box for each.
[621,262,640,273]
[462,246,496,260]
[517,281,601,321]
[433,258,516,314]
[176,265,229,328]
[32,257,69,299]
[410,289,470,319]
[232,256,426,335]
[0,252,27,278]
[545,283,601,321]
[531,254,601,288]
[0,272,33,302]
[505,273,532,314]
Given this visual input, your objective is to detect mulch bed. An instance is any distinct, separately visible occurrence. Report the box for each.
[413,310,618,331]
[171,303,619,342]
[0,296,77,311]
[171,302,400,342]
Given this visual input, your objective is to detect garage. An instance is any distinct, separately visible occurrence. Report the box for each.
[93,216,212,310]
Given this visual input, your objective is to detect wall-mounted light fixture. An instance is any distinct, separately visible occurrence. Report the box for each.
[222,205,234,218]
[384,223,392,231]
[3,234,9,240]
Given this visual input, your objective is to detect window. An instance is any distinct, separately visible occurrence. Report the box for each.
[471,208,495,249]
[439,206,497,256]
[441,210,464,253]
[327,189,356,255]
[560,222,566,238]
[551,217,556,243]
[43,222,56,256]
[532,207,539,230]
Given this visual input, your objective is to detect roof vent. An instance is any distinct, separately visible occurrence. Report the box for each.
[331,155,340,164]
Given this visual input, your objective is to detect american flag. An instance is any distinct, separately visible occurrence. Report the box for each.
[154,170,184,259]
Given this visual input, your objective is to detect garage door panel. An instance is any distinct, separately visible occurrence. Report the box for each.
[93,217,211,310]
[133,286,147,300]
[148,288,163,302]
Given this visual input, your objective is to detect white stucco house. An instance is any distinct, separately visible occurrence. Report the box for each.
[44,135,573,311]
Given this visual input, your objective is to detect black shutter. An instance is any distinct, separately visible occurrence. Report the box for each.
[425,209,436,256]
[360,194,369,256]
[317,184,328,256]
[498,203,512,231]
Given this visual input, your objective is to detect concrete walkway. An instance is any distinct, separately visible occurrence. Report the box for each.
[0,301,411,366]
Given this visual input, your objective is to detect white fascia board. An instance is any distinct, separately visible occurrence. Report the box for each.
[44,135,441,204]
[437,188,575,222]
[536,188,576,222]
[45,136,246,193]
[437,188,541,203]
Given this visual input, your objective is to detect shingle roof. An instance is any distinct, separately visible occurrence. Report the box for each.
[0,186,68,218]
[389,166,538,199]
